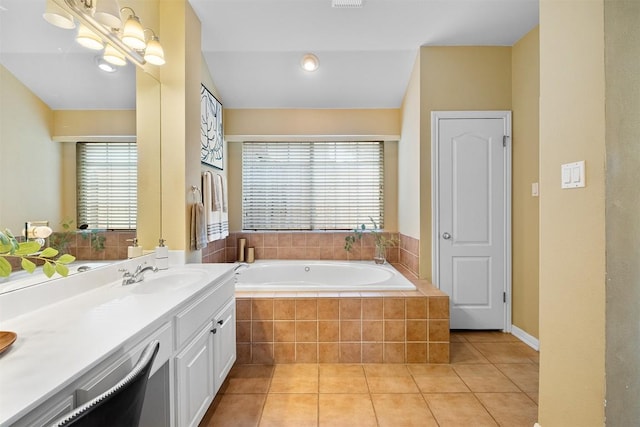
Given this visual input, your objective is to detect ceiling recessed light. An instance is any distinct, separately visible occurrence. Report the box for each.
[95,56,117,73]
[301,53,319,72]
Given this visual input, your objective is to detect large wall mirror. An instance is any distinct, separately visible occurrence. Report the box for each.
[0,0,161,290]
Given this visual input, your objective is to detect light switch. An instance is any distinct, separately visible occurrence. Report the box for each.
[531,182,539,197]
[561,161,586,189]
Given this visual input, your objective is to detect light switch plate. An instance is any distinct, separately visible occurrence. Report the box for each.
[532,182,539,197]
[561,161,585,189]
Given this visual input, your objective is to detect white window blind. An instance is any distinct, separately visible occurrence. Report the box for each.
[242,141,384,230]
[76,142,137,230]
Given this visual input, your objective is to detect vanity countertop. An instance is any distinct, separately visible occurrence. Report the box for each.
[0,262,236,427]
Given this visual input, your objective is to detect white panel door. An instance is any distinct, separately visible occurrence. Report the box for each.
[434,112,511,330]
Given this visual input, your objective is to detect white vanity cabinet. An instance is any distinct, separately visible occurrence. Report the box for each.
[175,322,215,427]
[173,275,236,427]
[12,395,74,427]
[0,263,237,427]
[213,298,236,394]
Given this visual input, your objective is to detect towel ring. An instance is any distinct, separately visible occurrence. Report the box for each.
[191,185,202,202]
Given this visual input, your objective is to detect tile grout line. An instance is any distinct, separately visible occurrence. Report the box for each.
[257,367,275,426]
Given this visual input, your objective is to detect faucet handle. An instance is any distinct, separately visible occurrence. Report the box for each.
[119,268,132,277]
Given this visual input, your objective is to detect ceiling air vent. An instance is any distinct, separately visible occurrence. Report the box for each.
[331,0,363,8]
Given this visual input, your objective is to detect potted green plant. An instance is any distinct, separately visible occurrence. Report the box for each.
[344,218,398,264]
[0,229,76,278]
[49,219,76,254]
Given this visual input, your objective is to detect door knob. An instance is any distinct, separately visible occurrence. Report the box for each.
[442,232,451,240]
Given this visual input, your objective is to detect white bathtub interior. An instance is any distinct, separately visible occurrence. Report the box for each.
[235,260,416,292]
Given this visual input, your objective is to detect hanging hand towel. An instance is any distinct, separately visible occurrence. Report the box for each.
[190,201,208,250]
[215,173,229,239]
[203,171,222,241]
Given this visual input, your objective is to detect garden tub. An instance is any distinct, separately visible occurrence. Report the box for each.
[234,260,416,292]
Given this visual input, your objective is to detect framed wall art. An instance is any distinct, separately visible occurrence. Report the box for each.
[200,84,223,169]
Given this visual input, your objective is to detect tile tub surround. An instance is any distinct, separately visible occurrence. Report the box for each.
[399,233,419,277]
[224,232,401,264]
[235,266,449,364]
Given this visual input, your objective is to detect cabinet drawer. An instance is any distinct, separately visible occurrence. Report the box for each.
[76,321,173,405]
[175,278,234,349]
[13,395,74,427]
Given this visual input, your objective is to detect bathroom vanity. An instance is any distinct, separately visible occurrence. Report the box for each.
[0,257,236,427]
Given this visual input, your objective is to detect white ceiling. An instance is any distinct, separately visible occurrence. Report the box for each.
[0,0,539,111]
[191,0,539,109]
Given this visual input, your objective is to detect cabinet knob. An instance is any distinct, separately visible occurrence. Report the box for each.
[211,328,217,334]
[217,320,224,326]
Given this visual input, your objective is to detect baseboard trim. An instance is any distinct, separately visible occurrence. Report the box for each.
[511,325,539,351]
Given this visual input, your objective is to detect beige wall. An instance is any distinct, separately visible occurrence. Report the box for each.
[52,110,135,142]
[417,46,512,279]
[158,0,203,259]
[225,109,401,138]
[56,110,137,229]
[224,109,402,232]
[398,52,422,239]
[538,0,606,425]
[511,27,540,339]
[604,0,640,423]
[136,71,162,249]
[0,65,61,234]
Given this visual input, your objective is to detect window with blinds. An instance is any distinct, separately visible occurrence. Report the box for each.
[242,141,384,230]
[76,142,137,230]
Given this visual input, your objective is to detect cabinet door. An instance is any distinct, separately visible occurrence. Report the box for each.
[213,298,236,394]
[175,322,214,427]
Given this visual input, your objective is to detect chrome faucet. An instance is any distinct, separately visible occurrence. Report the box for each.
[233,262,250,273]
[120,263,158,286]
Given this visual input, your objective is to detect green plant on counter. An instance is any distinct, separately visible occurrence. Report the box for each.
[344,217,399,252]
[0,229,76,278]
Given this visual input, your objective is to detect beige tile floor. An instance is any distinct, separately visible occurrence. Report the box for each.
[200,331,539,427]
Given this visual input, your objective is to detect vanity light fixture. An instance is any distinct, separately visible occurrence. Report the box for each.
[43,0,165,67]
[301,53,319,72]
[103,44,127,66]
[43,0,76,29]
[121,7,146,50]
[143,29,165,66]
[76,23,104,50]
[93,0,122,29]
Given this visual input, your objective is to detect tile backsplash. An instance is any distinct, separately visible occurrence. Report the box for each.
[223,232,400,264]
[48,230,136,261]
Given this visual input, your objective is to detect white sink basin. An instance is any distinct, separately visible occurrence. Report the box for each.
[130,270,209,294]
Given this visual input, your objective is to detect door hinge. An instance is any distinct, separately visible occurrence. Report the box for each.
[503,292,506,303]
[503,135,508,147]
